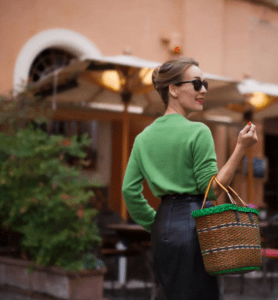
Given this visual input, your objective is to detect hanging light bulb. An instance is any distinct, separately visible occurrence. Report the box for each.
[249,91,271,111]
[101,71,123,92]
[139,68,154,85]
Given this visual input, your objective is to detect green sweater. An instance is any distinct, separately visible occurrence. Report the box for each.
[122,113,218,232]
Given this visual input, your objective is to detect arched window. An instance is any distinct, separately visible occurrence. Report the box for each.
[28,48,76,84]
[27,47,98,171]
[14,28,102,93]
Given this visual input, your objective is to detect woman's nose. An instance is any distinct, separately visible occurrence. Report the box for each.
[200,85,207,93]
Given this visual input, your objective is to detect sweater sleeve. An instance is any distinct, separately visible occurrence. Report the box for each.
[122,139,157,232]
[192,124,218,200]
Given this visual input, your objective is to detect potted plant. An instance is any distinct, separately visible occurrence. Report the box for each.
[0,92,107,300]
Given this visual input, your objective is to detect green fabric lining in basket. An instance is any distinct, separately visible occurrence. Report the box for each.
[191,203,259,218]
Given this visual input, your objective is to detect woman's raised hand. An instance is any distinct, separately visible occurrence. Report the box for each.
[236,122,258,151]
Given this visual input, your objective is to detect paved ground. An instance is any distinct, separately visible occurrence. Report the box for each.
[1,283,278,300]
[102,253,278,299]
[102,276,278,300]
[1,277,278,300]
[1,253,278,299]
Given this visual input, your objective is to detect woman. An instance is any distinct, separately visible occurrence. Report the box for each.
[122,57,258,299]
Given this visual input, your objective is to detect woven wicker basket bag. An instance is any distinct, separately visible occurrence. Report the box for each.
[191,175,263,276]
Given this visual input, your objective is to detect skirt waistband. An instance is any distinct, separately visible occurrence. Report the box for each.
[161,192,205,202]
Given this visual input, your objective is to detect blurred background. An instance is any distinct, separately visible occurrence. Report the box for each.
[0,0,278,299]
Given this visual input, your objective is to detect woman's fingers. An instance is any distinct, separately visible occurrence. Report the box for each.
[246,123,256,134]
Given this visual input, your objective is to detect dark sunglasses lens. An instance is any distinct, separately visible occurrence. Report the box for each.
[194,80,208,91]
[194,80,202,91]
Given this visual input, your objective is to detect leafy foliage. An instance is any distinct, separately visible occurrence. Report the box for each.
[0,121,104,273]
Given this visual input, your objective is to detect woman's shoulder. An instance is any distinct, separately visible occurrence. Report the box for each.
[188,122,214,146]
[189,121,211,132]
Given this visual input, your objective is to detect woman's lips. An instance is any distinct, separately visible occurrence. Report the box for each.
[197,100,203,104]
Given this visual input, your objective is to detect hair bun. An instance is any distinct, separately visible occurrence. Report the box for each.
[152,66,161,89]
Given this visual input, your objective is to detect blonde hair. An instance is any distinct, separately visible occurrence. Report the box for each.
[152,57,199,108]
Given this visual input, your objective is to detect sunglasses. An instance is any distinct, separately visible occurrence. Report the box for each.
[175,79,208,92]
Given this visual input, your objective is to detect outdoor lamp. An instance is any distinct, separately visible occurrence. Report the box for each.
[227,92,275,114]
[139,68,154,85]
[101,71,124,92]
[249,91,272,111]
[100,69,154,93]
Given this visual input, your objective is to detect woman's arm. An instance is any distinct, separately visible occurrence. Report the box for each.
[122,139,156,232]
[212,144,245,198]
[212,122,258,198]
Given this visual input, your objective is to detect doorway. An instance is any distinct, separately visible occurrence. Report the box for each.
[264,134,278,213]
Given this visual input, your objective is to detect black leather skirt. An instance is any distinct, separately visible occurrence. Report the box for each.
[151,192,221,300]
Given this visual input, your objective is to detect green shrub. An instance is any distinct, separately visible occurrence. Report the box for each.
[0,121,104,273]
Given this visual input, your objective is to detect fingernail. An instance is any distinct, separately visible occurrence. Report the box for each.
[248,122,251,125]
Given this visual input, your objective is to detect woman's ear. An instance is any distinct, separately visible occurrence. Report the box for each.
[169,85,178,98]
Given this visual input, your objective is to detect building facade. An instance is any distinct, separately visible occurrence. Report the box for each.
[1,0,278,216]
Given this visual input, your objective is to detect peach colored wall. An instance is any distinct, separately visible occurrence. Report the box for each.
[183,0,225,75]
[222,0,252,79]
[184,0,278,81]
[1,0,278,93]
[0,0,182,93]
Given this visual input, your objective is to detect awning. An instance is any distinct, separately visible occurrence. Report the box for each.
[27,55,241,117]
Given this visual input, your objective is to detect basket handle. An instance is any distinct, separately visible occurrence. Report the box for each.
[201,175,248,210]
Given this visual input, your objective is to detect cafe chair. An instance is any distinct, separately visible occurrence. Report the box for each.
[100,240,142,296]
[93,210,128,295]
[239,212,278,297]
[260,212,278,297]
[94,211,151,297]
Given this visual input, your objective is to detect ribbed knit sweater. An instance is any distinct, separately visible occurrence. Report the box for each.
[122,113,218,232]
